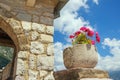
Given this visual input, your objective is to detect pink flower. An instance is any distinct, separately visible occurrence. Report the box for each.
[96,32,98,35]
[80,26,87,32]
[75,31,81,36]
[96,32,100,42]
[91,40,95,45]
[69,35,74,38]
[87,30,94,37]
[96,35,100,42]
[85,28,90,32]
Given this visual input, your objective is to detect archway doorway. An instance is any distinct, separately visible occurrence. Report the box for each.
[0,28,15,80]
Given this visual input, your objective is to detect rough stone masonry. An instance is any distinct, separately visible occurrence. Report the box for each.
[0,0,68,80]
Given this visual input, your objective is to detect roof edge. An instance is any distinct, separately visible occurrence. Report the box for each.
[54,0,69,18]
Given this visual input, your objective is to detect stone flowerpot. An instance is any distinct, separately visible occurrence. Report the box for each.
[63,44,98,69]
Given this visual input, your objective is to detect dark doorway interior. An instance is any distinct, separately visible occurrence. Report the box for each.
[0,28,15,80]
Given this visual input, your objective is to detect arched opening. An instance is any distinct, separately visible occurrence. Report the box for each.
[0,28,15,80]
[0,16,27,80]
[0,16,29,80]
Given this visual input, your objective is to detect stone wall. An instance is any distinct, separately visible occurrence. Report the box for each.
[15,22,54,80]
[0,0,55,80]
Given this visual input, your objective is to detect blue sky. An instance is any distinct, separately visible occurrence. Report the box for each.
[54,0,120,72]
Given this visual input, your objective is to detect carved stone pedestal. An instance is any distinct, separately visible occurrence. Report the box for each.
[53,68,111,80]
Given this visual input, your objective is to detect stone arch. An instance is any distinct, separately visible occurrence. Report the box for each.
[0,16,29,79]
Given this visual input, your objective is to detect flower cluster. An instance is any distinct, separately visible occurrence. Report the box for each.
[69,27,100,45]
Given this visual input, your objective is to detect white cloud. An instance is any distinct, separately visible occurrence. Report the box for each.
[93,0,99,5]
[54,0,91,35]
[96,38,120,71]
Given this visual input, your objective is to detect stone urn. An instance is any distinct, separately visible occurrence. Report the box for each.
[63,44,98,69]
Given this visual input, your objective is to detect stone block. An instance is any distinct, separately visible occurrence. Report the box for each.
[31,31,39,40]
[81,78,112,80]
[26,0,36,7]
[21,21,31,32]
[32,23,45,33]
[40,16,53,26]
[46,26,54,35]
[16,59,27,75]
[0,3,11,11]
[42,12,54,18]
[8,18,23,34]
[32,15,39,23]
[17,34,28,45]
[29,54,37,70]
[15,76,25,80]
[16,13,32,22]
[30,41,45,54]
[53,68,110,80]
[47,43,54,56]
[29,70,38,80]
[18,51,29,59]
[19,44,30,51]
[39,70,48,78]
[44,71,55,80]
[39,34,53,43]
[37,56,54,70]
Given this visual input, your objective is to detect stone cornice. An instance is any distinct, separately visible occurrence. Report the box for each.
[54,0,69,18]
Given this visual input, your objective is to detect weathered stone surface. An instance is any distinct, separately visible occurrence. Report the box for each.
[15,76,25,80]
[31,31,39,40]
[0,0,68,80]
[47,43,54,56]
[43,12,54,18]
[54,68,109,80]
[19,44,30,51]
[29,54,36,70]
[32,23,45,33]
[63,44,98,69]
[8,18,23,34]
[32,15,39,23]
[81,78,112,80]
[30,41,45,54]
[53,68,110,80]
[0,3,11,11]
[44,72,55,80]
[17,34,28,45]
[39,70,48,78]
[37,56,54,70]
[16,59,27,75]
[39,34,53,43]
[46,26,54,35]
[29,70,38,80]
[40,16,53,25]
[21,21,31,32]
[26,0,36,7]
[18,51,29,59]
[16,13,32,21]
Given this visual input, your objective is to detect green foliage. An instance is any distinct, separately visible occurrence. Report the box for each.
[72,33,92,45]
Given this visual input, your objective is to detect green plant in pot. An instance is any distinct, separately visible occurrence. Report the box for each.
[63,26,100,69]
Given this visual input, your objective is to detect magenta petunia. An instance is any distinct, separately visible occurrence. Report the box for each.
[96,32,99,36]
[69,26,100,45]
[69,35,74,38]
[75,31,81,36]
[91,40,95,45]
[96,35,100,42]
[87,30,94,37]
[80,26,87,32]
